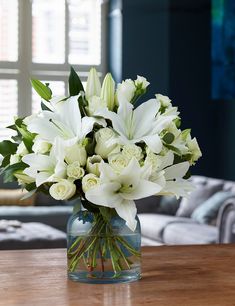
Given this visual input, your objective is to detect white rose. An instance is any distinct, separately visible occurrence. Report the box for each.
[108,153,130,173]
[67,161,85,180]
[82,174,100,193]
[10,154,20,165]
[32,137,52,154]
[86,155,103,176]
[65,143,87,166]
[145,150,162,172]
[135,75,150,89]
[122,144,143,161]
[49,179,76,200]
[86,96,106,116]
[116,79,136,102]
[16,142,28,156]
[95,128,120,159]
[156,94,171,108]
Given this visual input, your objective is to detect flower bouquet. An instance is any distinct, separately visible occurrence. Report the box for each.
[0,67,201,283]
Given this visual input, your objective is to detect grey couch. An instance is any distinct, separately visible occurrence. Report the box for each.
[136,176,235,246]
[0,177,73,232]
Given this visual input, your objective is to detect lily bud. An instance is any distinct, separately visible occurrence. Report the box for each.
[85,68,101,100]
[101,73,115,111]
[14,170,35,184]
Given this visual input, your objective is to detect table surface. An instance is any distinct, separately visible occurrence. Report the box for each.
[0,244,235,306]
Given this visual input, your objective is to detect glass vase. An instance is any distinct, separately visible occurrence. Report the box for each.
[67,209,141,284]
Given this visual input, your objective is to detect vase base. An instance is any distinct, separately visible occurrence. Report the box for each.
[68,268,141,284]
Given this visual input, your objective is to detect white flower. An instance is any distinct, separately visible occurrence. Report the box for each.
[14,171,35,184]
[26,95,106,145]
[135,75,150,89]
[95,128,120,159]
[156,94,171,108]
[65,143,87,166]
[86,155,103,176]
[10,154,20,165]
[22,139,67,187]
[163,123,189,155]
[97,94,177,153]
[49,179,76,200]
[85,67,101,100]
[16,142,28,156]
[85,158,165,231]
[116,79,136,102]
[32,137,52,154]
[86,96,106,116]
[67,161,85,180]
[122,144,143,161]
[82,174,100,193]
[108,153,130,173]
[101,73,115,111]
[187,137,202,164]
[155,154,193,198]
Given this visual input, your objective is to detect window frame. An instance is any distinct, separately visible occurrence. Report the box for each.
[0,0,108,117]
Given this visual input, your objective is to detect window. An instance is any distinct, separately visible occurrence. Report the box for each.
[0,0,107,139]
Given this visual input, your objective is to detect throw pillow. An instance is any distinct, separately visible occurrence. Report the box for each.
[191,191,235,224]
[176,183,223,217]
[0,189,36,206]
[156,196,181,215]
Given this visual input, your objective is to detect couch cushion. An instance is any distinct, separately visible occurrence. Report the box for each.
[176,183,223,217]
[191,191,235,224]
[0,206,73,231]
[163,222,218,245]
[138,213,192,242]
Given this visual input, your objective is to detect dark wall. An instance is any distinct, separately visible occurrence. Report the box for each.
[109,0,235,180]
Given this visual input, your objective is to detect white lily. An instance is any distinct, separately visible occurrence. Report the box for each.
[97,93,177,153]
[27,95,106,145]
[85,158,165,231]
[22,139,67,187]
[154,153,193,198]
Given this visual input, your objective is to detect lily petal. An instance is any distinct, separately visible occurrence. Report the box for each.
[133,99,160,139]
[141,134,162,153]
[85,182,122,207]
[122,179,163,200]
[164,161,190,180]
[115,200,137,231]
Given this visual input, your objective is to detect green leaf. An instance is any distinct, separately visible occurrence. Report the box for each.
[69,66,84,96]
[163,132,175,144]
[0,140,18,157]
[1,155,11,168]
[3,162,27,183]
[30,79,52,101]
[25,182,37,192]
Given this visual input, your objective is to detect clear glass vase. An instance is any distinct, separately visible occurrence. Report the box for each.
[67,209,141,284]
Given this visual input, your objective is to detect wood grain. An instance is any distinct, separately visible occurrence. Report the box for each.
[0,245,235,306]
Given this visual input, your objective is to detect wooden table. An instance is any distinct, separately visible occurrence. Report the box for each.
[0,245,235,306]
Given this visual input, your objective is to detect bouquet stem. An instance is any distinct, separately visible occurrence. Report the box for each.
[67,214,141,278]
